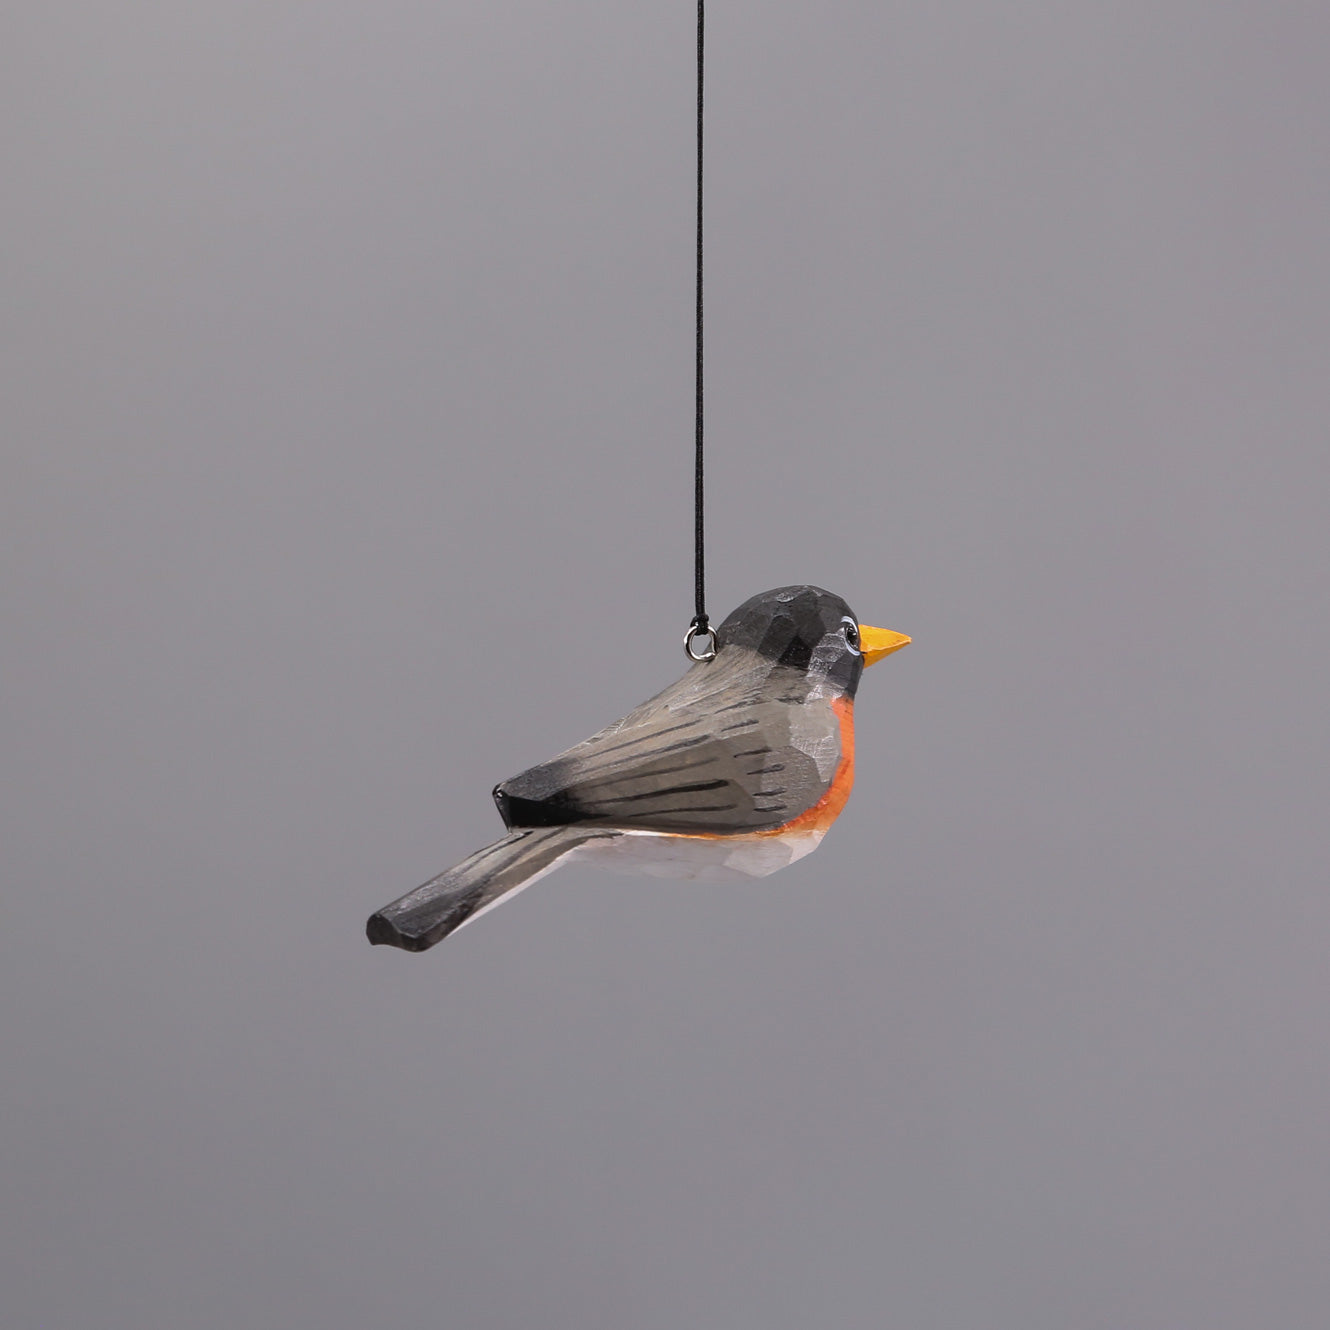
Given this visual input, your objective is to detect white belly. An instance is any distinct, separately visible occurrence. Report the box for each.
[570,826,828,883]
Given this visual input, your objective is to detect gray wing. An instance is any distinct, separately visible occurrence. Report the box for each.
[494,652,843,834]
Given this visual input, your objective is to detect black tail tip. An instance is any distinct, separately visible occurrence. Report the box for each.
[365,911,399,947]
[366,911,431,951]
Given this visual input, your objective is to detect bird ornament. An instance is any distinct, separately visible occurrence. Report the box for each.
[368,585,909,951]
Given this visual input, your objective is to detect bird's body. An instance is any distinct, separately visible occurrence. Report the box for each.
[367,586,908,951]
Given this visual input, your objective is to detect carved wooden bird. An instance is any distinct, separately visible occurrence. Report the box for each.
[367,585,909,951]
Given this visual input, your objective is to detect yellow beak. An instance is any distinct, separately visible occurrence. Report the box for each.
[859,624,911,667]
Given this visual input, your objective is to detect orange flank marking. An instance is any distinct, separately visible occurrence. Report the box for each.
[756,694,855,837]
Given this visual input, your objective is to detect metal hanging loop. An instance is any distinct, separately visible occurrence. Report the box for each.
[684,619,717,662]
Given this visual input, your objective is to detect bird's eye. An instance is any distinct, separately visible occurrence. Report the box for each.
[842,619,861,653]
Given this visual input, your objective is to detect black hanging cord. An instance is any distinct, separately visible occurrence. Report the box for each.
[690,0,709,644]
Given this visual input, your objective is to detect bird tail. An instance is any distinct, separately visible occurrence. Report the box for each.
[366,826,610,952]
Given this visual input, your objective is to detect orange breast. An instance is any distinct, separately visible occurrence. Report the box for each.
[756,694,855,838]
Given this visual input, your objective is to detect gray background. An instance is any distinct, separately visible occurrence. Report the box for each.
[4,2,1328,1327]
